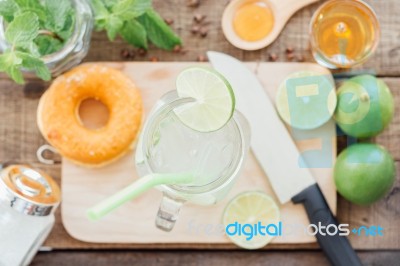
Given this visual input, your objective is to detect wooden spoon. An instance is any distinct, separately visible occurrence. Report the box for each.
[222,0,319,50]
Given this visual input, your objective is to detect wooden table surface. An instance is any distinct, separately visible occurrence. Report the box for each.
[0,0,399,265]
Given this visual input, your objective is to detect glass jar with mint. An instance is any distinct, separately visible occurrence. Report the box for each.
[0,0,93,83]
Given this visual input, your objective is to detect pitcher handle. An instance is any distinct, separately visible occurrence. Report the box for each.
[156,193,184,232]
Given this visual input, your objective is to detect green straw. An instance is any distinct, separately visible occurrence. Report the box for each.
[87,173,194,221]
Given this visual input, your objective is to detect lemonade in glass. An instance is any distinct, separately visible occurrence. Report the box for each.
[135,68,251,231]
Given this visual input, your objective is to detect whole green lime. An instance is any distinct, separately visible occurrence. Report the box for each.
[335,75,394,138]
[334,143,396,205]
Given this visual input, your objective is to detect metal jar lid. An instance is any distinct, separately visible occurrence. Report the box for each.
[0,165,61,216]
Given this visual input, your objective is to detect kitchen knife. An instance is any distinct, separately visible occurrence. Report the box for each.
[208,51,362,266]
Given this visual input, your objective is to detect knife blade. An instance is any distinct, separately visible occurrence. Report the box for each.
[208,51,315,204]
[208,51,362,266]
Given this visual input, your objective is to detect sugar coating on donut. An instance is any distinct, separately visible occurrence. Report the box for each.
[37,63,143,167]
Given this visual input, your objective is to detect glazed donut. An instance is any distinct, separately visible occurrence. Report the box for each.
[37,64,143,167]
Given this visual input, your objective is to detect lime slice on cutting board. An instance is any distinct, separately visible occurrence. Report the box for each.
[276,71,337,130]
[175,67,235,132]
[223,191,280,250]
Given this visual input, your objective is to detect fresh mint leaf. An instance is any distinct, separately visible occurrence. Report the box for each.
[14,0,39,8]
[0,0,74,84]
[14,0,47,22]
[0,54,6,72]
[34,35,63,56]
[138,9,181,50]
[92,0,151,42]
[7,65,24,84]
[101,0,117,10]
[113,0,151,20]
[44,0,73,32]
[120,19,148,49]
[105,15,123,41]
[0,52,15,72]
[0,51,22,68]
[57,11,76,41]
[91,0,181,50]
[0,50,50,83]
[0,0,19,22]
[94,18,107,31]
[34,64,51,81]
[23,42,40,57]
[0,51,24,84]
[0,59,6,72]
[17,51,51,81]
[91,0,110,31]
[5,12,39,46]
[92,0,110,19]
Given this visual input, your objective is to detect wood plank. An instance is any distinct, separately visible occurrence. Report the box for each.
[0,0,398,82]
[31,250,400,266]
[0,81,49,163]
[80,0,400,76]
[374,79,400,159]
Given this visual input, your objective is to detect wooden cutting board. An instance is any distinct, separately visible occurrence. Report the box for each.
[61,62,337,245]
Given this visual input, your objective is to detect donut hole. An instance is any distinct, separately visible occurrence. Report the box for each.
[78,98,110,130]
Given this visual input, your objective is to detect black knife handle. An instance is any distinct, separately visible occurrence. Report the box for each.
[292,184,362,266]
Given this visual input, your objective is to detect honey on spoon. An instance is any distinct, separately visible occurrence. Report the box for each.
[222,0,319,50]
[232,0,274,42]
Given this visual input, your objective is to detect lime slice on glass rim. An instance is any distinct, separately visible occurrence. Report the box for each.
[276,71,337,130]
[175,67,235,132]
[223,191,280,250]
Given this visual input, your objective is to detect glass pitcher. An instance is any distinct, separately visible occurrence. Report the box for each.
[135,91,251,231]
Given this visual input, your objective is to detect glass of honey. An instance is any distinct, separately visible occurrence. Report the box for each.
[310,0,380,69]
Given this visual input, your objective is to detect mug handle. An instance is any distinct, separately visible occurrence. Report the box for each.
[37,144,60,164]
[156,193,185,232]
